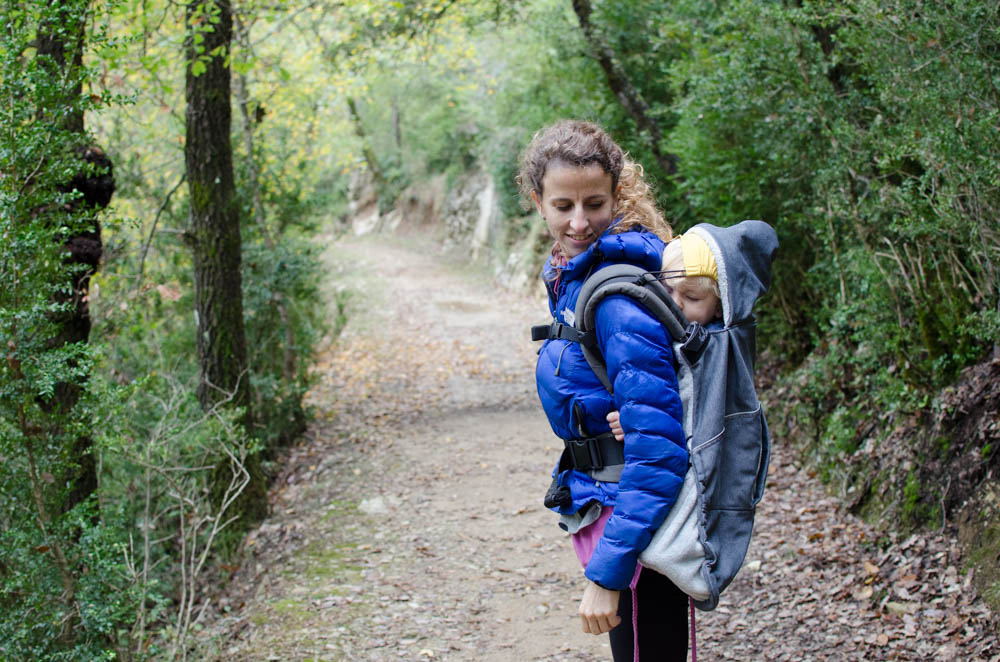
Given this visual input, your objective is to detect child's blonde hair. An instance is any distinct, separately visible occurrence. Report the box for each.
[661,238,721,300]
[516,119,674,242]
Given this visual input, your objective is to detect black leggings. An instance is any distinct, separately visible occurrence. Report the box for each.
[609,567,689,662]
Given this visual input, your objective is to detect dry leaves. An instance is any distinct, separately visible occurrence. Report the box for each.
[701,453,1000,661]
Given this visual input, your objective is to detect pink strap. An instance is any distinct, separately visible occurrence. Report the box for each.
[689,596,697,662]
[632,572,640,661]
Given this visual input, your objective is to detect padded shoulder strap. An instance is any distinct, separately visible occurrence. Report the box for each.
[574,264,688,394]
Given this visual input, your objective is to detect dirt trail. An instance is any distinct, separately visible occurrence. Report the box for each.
[203,232,999,661]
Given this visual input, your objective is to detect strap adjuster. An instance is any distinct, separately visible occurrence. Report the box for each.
[531,324,551,341]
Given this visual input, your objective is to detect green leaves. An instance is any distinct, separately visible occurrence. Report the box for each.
[189,58,207,77]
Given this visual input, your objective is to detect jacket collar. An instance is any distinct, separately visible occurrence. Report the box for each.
[544,226,664,283]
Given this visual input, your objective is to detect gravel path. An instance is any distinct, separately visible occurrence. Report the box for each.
[201,231,999,661]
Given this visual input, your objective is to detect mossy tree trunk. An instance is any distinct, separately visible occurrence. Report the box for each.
[37,0,111,516]
[184,0,267,535]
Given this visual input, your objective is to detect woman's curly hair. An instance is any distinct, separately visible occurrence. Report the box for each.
[515,119,674,242]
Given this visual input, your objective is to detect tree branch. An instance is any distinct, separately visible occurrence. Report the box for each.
[137,173,186,284]
[571,0,677,175]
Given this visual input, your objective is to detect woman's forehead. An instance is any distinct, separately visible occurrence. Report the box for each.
[541,162,614,196]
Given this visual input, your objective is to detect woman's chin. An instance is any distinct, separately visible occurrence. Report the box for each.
[561,238,595,258]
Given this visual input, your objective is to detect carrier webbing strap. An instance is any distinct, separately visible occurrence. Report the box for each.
[531,321,601,355]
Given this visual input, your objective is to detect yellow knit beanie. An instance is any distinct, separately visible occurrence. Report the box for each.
[678,233,718,282]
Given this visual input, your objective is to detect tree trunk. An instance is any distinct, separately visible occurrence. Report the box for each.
[185,0,248,413]
[37,0,111,516]
[571,0,678,176]
[184,0,267,529]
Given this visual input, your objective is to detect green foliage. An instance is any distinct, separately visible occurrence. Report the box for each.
[1,2,138,658]
[900,468,941,532]
[0,501,130,661]
[93,369,263,655]
[646,1,1000,503]
[660,0,998,375]
[5,0,332,656]
[241,234,322,450]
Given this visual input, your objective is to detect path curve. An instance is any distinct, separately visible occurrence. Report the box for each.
[204,231,998,661]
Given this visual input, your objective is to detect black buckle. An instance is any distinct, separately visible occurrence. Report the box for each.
[565,436,603,471]
[681,322,708,358]
[531,324,550,341]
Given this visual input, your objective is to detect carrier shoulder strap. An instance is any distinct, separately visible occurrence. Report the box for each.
[531,264,690,394]
[576,264,689,393]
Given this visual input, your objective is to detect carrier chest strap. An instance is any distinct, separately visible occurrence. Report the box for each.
[530,321,597,350]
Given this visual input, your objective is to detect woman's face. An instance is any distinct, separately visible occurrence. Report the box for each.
[531,162,616,259]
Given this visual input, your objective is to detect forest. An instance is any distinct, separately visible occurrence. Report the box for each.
[1,0,998,659]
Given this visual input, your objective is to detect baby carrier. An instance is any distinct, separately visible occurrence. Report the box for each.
[533,220,778,611]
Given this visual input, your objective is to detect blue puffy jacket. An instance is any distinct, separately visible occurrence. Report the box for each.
[536,228,688,590]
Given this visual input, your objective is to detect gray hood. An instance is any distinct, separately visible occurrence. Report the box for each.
[688,220,779,326]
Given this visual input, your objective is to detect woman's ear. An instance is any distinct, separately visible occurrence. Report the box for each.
[530,189,542,215]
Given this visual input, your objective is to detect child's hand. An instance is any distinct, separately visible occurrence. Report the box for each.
[606,410,624,442]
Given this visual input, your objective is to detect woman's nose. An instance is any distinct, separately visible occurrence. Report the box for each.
[569,207,588,230]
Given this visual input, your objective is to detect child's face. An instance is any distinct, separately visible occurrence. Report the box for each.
[664,278,721,325]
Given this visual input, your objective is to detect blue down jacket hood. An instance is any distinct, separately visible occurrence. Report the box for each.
[536,228,688,591]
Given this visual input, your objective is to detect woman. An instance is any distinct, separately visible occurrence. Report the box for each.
[519,119,690,661]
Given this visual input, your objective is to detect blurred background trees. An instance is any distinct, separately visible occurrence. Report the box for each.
[2,0,998,658]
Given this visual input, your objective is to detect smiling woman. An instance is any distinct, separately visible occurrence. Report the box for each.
[517,120,691,662]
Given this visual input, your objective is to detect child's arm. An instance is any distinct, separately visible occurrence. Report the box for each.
[606,410,624,442]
